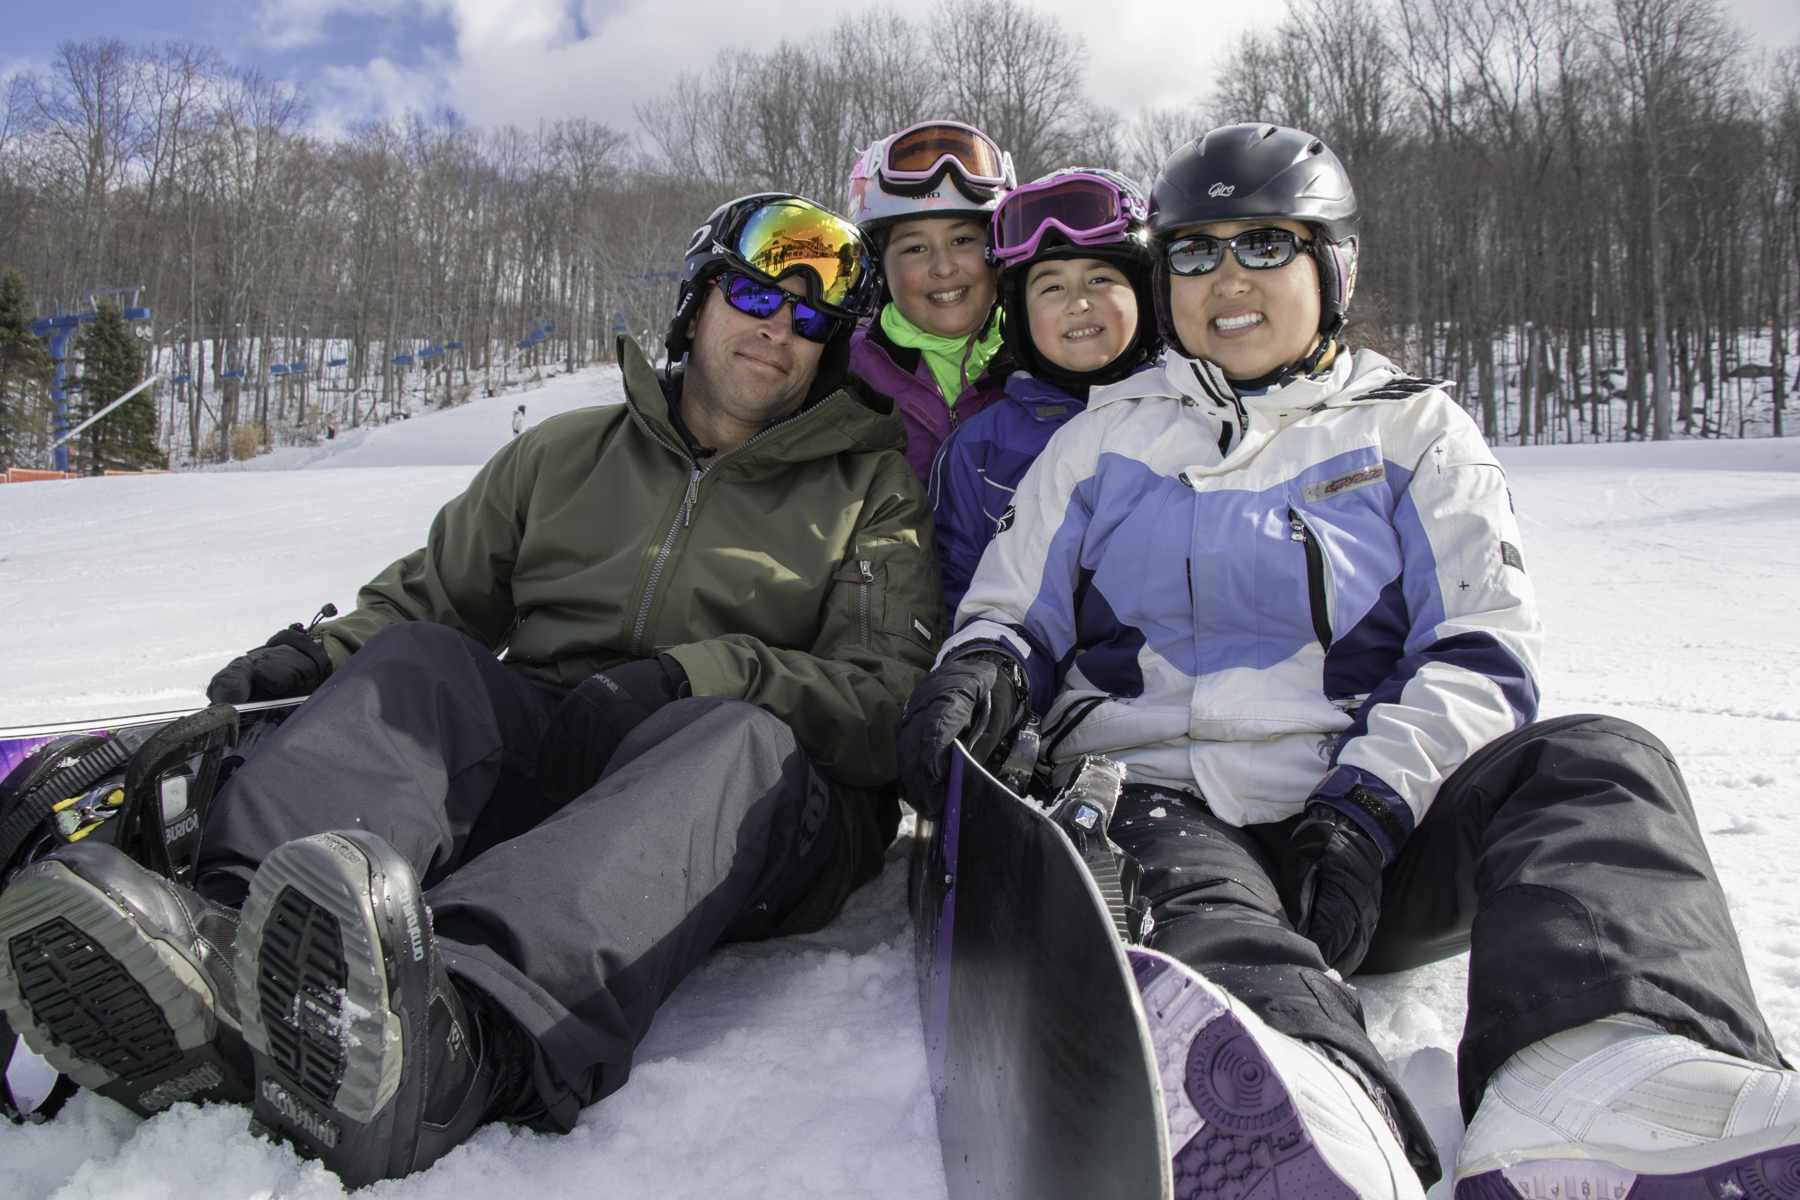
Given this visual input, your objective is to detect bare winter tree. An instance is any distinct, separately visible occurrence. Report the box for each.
[1,4,1794,468]
[1594,0,1743,438]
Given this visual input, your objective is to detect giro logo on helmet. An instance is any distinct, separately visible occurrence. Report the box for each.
[1208,183,1235,197]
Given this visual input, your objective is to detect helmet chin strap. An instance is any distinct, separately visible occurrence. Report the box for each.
[1225,335,1338,393]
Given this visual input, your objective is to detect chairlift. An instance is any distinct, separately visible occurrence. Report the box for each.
[270,364,289,375]
[289,361,307,372]
[171,374,191,384]
[446,341,462,350]
[392,355,414,365]
[327,358,348,367]
[221,370,246,380]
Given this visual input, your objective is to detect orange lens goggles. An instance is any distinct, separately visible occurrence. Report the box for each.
[884,122,1006,185]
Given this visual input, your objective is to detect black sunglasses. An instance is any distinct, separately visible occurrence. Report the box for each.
[1165,228,1314,276]
[714,273,839,342]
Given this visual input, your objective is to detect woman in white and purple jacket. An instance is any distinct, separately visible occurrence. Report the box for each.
[897,124,1800,1200]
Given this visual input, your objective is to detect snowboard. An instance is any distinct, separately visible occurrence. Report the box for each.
[0,697,304,1123]
[911,740,1171,1199]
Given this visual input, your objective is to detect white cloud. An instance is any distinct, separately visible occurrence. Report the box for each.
[269,0,1798,143]
[286,0,1266,138]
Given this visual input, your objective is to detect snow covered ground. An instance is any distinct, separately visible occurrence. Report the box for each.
[1,367,1796,1199]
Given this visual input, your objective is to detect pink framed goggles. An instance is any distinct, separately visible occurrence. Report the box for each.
[991,171,1146,267]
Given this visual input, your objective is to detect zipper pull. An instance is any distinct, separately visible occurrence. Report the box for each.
[1288,509,1306,542]
[683,469,700,527]
[858,559,873,583]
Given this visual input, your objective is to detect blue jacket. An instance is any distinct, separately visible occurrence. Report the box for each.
[928,372,1085,615]
[941,349,1542,859]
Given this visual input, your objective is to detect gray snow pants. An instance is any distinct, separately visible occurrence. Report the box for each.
[1108,714,1784,1185]
[199,622,847,1130]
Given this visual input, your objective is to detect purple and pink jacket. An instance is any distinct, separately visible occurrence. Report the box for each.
[847,315,1012,482]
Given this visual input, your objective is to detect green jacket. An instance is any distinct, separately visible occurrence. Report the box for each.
[315,338,946,917]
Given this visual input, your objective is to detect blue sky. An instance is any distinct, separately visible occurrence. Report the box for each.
[6,0,1798,139]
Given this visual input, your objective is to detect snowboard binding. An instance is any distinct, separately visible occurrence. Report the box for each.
[0,707,242,1125]
[0,705,240,889]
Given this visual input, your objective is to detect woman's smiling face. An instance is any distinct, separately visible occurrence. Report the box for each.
[882,217,999,340]
[1023,256,1138,375]
[1168,218,1322,380]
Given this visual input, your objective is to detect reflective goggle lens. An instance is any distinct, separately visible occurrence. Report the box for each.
[996,178,1122,254]
[886,123,1003,182]
[718,274,837,342]
[735,202,868,309]
[1166,228,1308,276]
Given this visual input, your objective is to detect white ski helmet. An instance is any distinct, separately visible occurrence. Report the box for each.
[845,120,1016,236]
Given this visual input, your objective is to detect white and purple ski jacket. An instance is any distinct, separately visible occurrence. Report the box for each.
[941,348,1543,860]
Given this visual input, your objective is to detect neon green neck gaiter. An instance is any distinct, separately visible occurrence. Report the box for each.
[879,302,1004,408]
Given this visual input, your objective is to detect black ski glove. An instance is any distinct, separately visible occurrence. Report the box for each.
[535,655,690,808]
[207,627,333,705]
[1281,801,1387,976]
[895,652,1024,819]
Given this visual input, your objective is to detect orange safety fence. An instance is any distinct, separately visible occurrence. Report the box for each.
[1,468,171,483]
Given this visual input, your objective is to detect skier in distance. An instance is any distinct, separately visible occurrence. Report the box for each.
[929,167,1161,615]
[0,193,943,1186]
[897,124,1800,1200]
[845,119,1017,480]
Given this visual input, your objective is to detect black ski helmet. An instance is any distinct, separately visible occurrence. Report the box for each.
[1147,124,1360,367]
[664,193,880,402]
[995,169,1160,393]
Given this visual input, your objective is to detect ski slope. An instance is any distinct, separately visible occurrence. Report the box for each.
[1,367,1796,1200]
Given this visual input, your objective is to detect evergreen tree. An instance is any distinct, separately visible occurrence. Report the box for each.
[0,267,54,471]
[76,301,164,473]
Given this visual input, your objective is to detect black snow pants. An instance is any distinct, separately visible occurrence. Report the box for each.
[1108,713,1785,1184]
[199,622,849,1130]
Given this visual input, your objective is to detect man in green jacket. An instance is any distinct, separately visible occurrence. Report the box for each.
[0,195,941,1184]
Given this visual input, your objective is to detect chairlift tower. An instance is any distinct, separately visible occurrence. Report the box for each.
[27,286,151,471]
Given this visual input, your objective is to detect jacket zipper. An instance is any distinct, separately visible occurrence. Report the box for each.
[1288,506,1335,652]
[631,468,701,654]
[624,395,816,657]
[857,560,871,647]
[831,560,875,647]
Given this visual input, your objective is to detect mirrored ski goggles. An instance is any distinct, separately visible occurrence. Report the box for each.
[879,121,1007,192]
[714,273,840,342]
[1165,228,1314,276]
[993,175,1132,267]
[729,200,871,311]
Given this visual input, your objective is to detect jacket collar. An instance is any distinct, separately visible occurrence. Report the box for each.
[1088,349,1410,415]
[1004,371,1084,419]
[616,335,907,470]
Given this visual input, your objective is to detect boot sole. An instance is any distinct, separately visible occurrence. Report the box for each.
[1132,948,1378,1200]
[0,860,249,1115]
[237,832,413,1185]
[1457,1137,1800,1200]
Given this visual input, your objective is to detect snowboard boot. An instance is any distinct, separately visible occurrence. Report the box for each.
[0,840,251,1116]
[1130,947,1426,1200]
[237,830,497,1187]
[1455,1015,1800,1200]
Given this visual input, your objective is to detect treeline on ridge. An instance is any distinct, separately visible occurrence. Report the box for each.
[0,0,1795,470]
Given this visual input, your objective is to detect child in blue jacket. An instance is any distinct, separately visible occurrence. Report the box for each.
[928,168,1160,616]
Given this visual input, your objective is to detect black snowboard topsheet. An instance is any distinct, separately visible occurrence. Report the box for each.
[912,742,1170,1199]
